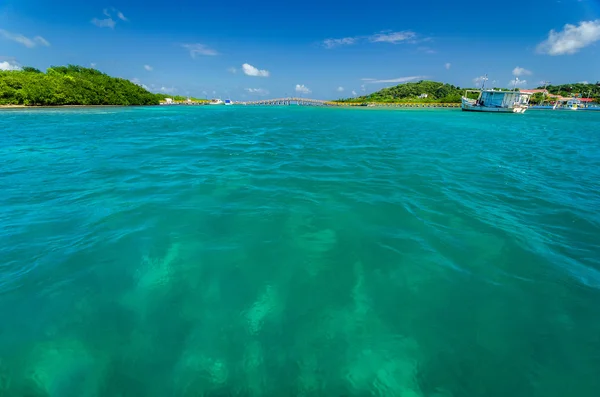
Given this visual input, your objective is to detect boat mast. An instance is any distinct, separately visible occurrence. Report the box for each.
[480,74,488,90]
[541,80,550,105]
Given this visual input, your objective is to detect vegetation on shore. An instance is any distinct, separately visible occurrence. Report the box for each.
[0,65,159,106]
[334,80,468,104]
[538,82,600,99]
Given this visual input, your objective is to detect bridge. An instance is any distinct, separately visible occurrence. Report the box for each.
[241,97,338,106]
[238,98,460,108]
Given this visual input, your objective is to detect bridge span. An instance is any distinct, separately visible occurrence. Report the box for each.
[241,97,338,106]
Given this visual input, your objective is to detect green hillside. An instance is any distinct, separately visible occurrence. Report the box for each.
[0,65,159,106]
[335,80,466,103]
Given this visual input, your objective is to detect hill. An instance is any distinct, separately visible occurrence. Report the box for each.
[335,80,466,103]
[0,65,159,106]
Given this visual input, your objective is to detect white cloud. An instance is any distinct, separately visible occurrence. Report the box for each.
[91,63,97,68]
[242,63,270,77]
[227,67,237,74]
[351,90,358,96]
[295,84,311,94]
[116,10,128,22]
[144,65,153,71]
[322,30,421,49]
[91,17,116,29]
[0,29,50,48]
[513,66,532,76]
[337,86,344,92]
[360,84,366,91]
[445,62,451,70]
[537,19,600,55]
[0,60,21,71]
[161,86,176,94]
[369,30,417,44]
[509,79,528,87]
[245,88,269,96]
[579,80,589,84]
[363,76,424,84]
[323,37,357,48]
[182,43,218,58]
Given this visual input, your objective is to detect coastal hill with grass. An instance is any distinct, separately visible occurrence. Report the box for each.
[335,80,600,105]
[0,65,160,106]
[335,80,468,104]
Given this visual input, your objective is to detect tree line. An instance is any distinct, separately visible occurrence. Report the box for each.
[335,80,467,104]
[0,65,160,106]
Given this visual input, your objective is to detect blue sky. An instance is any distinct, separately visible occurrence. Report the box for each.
[1,0,599,99]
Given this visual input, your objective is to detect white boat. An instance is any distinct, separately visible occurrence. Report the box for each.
[461,74,531,113]
[553,98,581,110]
[224,99,233,105]
[209,99,224,105]
[461,89,531,113]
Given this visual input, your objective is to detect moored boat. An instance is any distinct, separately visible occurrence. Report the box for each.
[461,89,531,113]
[461,74,531,113]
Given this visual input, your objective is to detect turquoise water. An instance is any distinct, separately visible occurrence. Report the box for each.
[1,106,599,396]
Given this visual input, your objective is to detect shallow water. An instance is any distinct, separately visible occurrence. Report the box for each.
[1,106,599,396]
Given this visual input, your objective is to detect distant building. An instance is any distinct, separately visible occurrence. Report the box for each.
[165,98,173,104]
[418,93,428,98]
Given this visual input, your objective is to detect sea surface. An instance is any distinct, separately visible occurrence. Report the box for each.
[1,106,599,396]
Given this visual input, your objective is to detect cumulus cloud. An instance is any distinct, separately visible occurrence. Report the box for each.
[242,63,270,77]
[537,19,600,55]
[227,67,237,73]
[369,30,417,44]
[0,29,50,48]
[323,37,357,48]
[144,65,153,71]
[161,86,176,94]
[245,88,269,96]
[445,62,451,70]
[91,63,97,68]
[513,66,532,76]
[337,86,344,92]
[351,90,357,96]
[182,43,218,58]
[295,84,311,94]
[363,76,424,84]
[0,60,21,71]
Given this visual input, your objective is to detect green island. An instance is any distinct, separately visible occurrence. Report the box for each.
[334,80,600,105]
[0,65,167,106]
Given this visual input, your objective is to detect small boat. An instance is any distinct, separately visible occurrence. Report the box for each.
[209,99,224,105]
[553,98,581,110]
[224,99,233,106]
[461,74,531,113]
